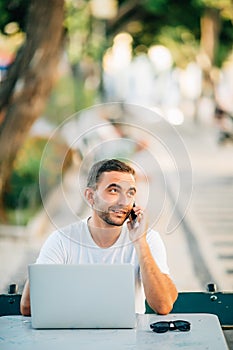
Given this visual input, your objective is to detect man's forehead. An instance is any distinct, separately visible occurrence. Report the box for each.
[99,171,136,186]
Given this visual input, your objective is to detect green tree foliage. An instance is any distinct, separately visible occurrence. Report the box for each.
[4,135,72,224]
[108,0,233,67]
[1,0,232,68]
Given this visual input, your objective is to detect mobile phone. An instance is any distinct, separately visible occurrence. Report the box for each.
[130,203,137,221]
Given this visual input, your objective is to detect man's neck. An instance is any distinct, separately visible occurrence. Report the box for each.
[87,215,122,248]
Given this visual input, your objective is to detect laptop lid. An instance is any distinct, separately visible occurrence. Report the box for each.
[29,264,136,329]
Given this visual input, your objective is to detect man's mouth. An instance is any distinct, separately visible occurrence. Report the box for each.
[110,208,128,216]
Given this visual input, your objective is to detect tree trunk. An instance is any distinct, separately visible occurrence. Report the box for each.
[199,8,221,98]
[0,0,65,220]
[200,8,220,66]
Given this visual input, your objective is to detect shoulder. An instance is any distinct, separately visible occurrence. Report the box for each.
[146,227,163,242]
[146,227,170,274]
[37,219,89,263]
[49,219,88,242]
[146,227,167,250]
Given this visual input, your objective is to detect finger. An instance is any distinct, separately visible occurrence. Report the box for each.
[133,207,144,216]
[136,210,144,222]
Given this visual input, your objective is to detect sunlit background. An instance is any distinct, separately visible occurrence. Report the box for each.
[0,0,233,295]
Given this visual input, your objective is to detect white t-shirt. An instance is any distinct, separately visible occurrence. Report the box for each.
[36,218,170,313]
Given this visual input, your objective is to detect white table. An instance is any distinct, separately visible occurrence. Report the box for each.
[0,313,229,350]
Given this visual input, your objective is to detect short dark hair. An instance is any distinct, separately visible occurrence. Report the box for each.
[86,159,135,189]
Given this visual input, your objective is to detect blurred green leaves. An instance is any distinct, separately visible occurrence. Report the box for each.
[3,136,72,224]
[1,0,232,68]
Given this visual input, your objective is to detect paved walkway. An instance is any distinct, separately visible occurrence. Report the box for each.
[172,121,233,291]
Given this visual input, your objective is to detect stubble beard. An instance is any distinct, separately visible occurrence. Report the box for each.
[95,206,131,227]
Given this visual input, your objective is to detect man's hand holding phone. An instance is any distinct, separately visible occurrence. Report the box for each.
[127,203,147,243]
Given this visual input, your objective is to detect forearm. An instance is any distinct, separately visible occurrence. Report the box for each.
[134,239,178,315]
[20,279,31,316]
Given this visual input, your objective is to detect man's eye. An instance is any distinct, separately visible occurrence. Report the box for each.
[109,188,118,193]
[127,191,135,197]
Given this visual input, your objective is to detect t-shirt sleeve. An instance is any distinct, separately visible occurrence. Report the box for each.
[36,231,66,264]
[146,229,170,275]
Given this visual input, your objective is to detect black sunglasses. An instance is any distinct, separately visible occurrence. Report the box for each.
[150,320,191,333]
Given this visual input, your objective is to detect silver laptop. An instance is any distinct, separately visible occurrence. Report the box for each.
[29,264,136,329]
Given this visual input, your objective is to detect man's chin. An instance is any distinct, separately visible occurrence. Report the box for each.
[108,219,125,226]
[104,215,127,227]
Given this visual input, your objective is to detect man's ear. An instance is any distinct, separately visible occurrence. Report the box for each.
[84,188,94,206]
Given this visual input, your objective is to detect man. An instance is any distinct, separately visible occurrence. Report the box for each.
[20,159,177,316]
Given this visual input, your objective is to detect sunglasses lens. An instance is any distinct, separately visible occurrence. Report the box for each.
[150,322,170,333]
[174,321,191,331]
